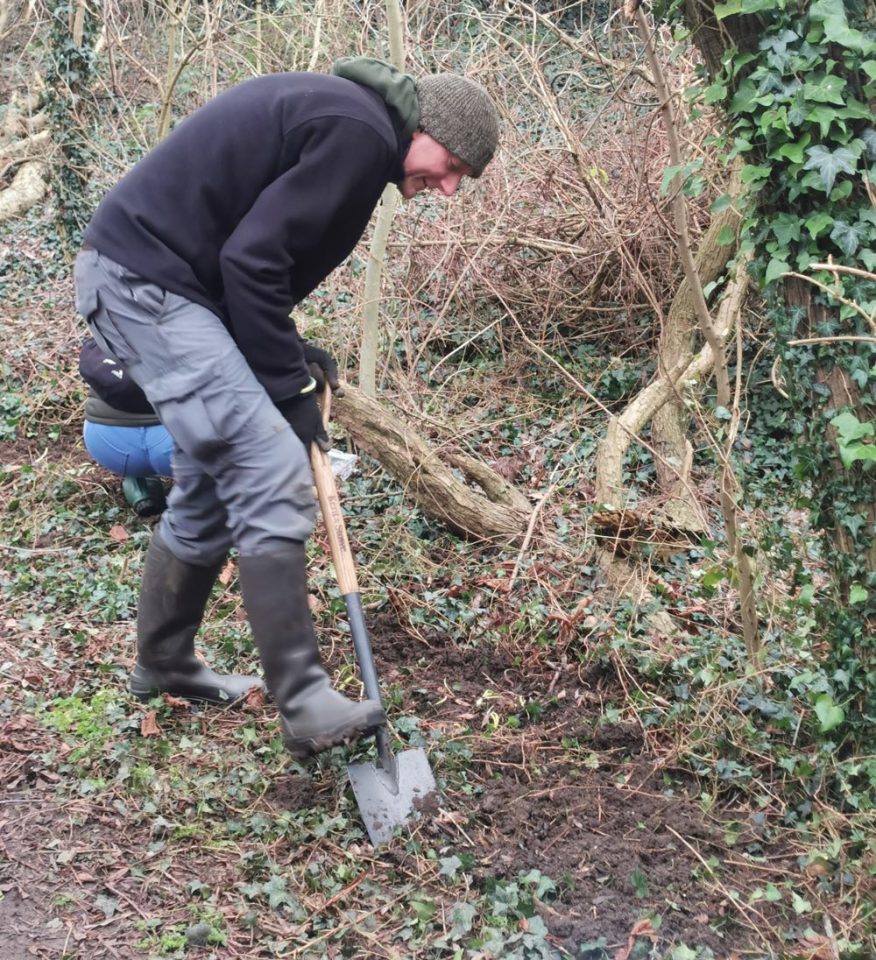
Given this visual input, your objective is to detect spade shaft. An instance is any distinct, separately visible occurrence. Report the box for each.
[310,388,437,843]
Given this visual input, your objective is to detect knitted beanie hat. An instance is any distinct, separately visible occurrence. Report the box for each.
[415,74,498,178]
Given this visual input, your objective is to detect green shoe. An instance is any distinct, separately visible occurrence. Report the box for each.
[122,476,167,517]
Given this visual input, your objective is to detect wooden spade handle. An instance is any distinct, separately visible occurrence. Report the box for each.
[310,387,358,596]
[310,386,387,713]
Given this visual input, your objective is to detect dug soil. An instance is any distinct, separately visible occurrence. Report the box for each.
[1,572,795,958]
[370,624,791,955]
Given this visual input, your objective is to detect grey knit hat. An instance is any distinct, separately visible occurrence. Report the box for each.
[415,74,498,178]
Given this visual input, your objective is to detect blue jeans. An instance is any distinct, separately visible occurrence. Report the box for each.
[83,421,174,478]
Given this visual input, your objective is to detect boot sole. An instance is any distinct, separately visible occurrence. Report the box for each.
[283,712,385,759]
[129,680,261,706]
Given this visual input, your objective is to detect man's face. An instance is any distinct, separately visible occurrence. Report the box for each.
[399,131,473,200]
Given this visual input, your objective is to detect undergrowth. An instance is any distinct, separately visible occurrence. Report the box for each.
[2,2,873,956]
[2,238,874,955]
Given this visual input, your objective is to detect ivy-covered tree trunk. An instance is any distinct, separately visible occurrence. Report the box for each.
[46,0,98,253]
[679,0,876,731]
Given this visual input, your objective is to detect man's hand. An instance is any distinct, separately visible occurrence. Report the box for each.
[302,343,345,396]
[276,389,331,452]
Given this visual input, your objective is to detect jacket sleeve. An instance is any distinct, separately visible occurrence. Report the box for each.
[219,117,393,402]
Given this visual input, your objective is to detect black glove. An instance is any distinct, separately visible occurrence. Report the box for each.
[276,390,331,452]
[302,342,345,396]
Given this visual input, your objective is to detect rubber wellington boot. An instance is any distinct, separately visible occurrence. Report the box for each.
[238,545,385,759]
[130,530,263,703]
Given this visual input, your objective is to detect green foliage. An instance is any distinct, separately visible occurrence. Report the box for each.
[831,410,876,467]
[682,0,876,735]
[429,870,558,958]
[43,1,99,251]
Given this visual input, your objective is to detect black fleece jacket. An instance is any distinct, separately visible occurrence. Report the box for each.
[84,73,408,401]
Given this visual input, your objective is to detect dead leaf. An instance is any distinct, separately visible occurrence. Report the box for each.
[162,693,192,710]
[795,935,837,960]
[480,578,513,593]
[108,525,129,542]
[615,918,657,960]
[244,685,266,709]
[218,559,235,586]
[140,711,161,737]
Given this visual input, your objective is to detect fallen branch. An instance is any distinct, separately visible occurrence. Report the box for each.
[333,385,530,542]
[0,160,47,221]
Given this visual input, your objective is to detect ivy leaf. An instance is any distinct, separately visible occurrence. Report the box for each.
[704,82,727,104]
[95,895,120,920]
[764,258,791,285]
[836,99,874,121]
[802,144,857,193]
[673,948,699,960]
[849,584,869,605]
[843,512,869,536]
[262,875,294,911]
[802,73,847,105]
[804,211,833,238]
[740,163,772,184]
[411,898,437,923]
[717,225,736,246]
[830,220,865,256]
[791,891,814,914]
[805,104,839,138]
[844,443,876,467]
[814,694,845,733]
[439,855,464,878]
[770,137,810,164]
[771,213,802,246]
[831,412,876,468]
[862,128,876,160]
[715,0,777,18]
[809,0,876,55]
[630,868,650,898]
[831,412,875,444]
[659,164,684,197]
[710,193,734,214]
[788,100,807,126]
[729,79,757,115]
[448,902,477,938]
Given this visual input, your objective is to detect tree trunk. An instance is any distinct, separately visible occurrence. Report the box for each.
[652,162,743,530]
[785,278,876,590]
[360,0,405,395]
[682,0,876,599]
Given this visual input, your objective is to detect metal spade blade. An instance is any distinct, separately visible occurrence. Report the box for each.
[347,727,437,846]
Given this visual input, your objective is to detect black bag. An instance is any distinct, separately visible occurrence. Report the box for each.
[78,337,154,414]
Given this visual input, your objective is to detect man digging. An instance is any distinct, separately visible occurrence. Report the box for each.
[74,58,498,759]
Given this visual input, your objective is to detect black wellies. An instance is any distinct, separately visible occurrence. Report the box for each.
[237,544,385,759]
[130,530,263,703]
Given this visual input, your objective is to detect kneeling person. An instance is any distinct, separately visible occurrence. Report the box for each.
[80,337,172,517]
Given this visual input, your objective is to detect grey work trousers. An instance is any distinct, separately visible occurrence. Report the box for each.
[73,248,316,565]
